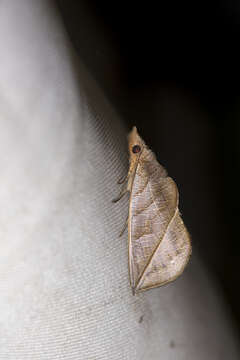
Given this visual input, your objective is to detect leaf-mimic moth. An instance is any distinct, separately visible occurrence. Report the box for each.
[113,127,191,294]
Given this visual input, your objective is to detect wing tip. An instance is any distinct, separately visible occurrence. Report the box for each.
[132,249,192,294]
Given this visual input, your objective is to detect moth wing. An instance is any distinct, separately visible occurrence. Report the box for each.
[129,160,179,291]
[135,207,191,292]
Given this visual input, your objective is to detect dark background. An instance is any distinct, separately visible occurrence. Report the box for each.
[57,0,240,333]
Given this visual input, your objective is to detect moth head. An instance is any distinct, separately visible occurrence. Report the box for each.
[128,126,144,162]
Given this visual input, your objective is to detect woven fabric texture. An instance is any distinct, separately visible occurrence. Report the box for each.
[0,1,239,359]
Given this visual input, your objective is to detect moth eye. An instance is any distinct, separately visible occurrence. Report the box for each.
[132,145,141,154]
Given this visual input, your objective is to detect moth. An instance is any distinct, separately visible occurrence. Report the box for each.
[113,127,191,294]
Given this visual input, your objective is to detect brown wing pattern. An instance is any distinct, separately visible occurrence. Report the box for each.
[129,156,191,293]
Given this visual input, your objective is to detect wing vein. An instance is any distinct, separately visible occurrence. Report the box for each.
[135,177,178,290]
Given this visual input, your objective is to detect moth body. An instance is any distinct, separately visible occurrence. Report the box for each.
[114,127,191,294]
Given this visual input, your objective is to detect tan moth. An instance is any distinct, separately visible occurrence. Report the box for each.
[113,127,191,294]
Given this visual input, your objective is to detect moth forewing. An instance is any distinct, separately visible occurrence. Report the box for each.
[114,126,191,294]
[134,209,192,293]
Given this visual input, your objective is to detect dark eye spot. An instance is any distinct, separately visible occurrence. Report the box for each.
[132,145,141,154]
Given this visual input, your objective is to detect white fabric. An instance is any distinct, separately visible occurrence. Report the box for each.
[0,1,239,359]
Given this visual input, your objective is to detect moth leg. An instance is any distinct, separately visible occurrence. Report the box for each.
[117,173,129,185]
[119,214,129,237]
[112,188,128,203]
